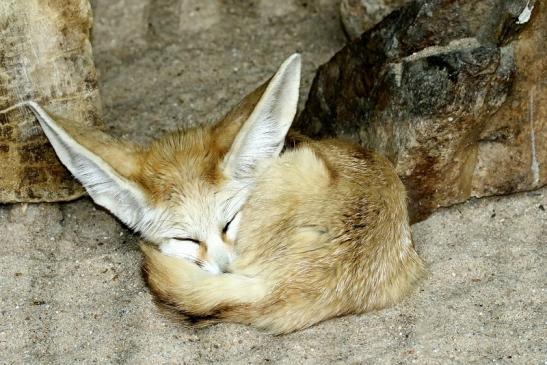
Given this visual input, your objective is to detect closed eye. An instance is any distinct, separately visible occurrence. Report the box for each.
[171,237,200,245]
[222,214,238,234]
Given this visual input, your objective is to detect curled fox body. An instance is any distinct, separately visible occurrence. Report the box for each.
[15,54,424,334]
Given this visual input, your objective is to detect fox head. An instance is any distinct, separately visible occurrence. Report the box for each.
[27,54,301,273]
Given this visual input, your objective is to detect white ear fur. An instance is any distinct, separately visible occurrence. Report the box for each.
[222,53,301,181]
[22,101,149,230]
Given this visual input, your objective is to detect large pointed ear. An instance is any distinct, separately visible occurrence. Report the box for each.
[23,101,150,230]
[220,53,301,182]
[212,79,269,152]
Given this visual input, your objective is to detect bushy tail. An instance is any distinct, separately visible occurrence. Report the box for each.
[140,244,269,328]
[140,243,422,334]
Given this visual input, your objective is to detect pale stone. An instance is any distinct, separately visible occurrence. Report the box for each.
[0,0,102,202]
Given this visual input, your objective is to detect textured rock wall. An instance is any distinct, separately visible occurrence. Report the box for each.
[295,0,545,223]
[0,0,102,202]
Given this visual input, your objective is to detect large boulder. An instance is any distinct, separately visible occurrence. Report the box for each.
[295,0,544,223]
[0,0,102,202]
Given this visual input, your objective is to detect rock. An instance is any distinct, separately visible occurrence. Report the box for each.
[340,0,411,39]
[295,0,544,223]
[0,0,102,203]
[472,1,546,198]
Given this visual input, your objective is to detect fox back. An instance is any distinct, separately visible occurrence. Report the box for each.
[20,54,424,334]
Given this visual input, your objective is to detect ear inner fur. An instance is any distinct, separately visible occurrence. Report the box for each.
[33,105,142,179]
[21,101,155,233]
[221,54,301,182]
[212,79,270,154]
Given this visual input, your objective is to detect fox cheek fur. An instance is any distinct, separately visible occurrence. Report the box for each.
[21,53,424,334]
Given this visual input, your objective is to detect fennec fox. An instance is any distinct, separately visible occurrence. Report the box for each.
[16,54,423,334]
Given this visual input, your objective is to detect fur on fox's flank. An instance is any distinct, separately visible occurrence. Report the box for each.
[20,54,424,334]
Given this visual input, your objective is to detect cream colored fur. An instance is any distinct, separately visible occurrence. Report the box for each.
[17,54,424,334]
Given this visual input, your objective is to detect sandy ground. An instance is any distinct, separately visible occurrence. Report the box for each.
[1,0,546,363]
